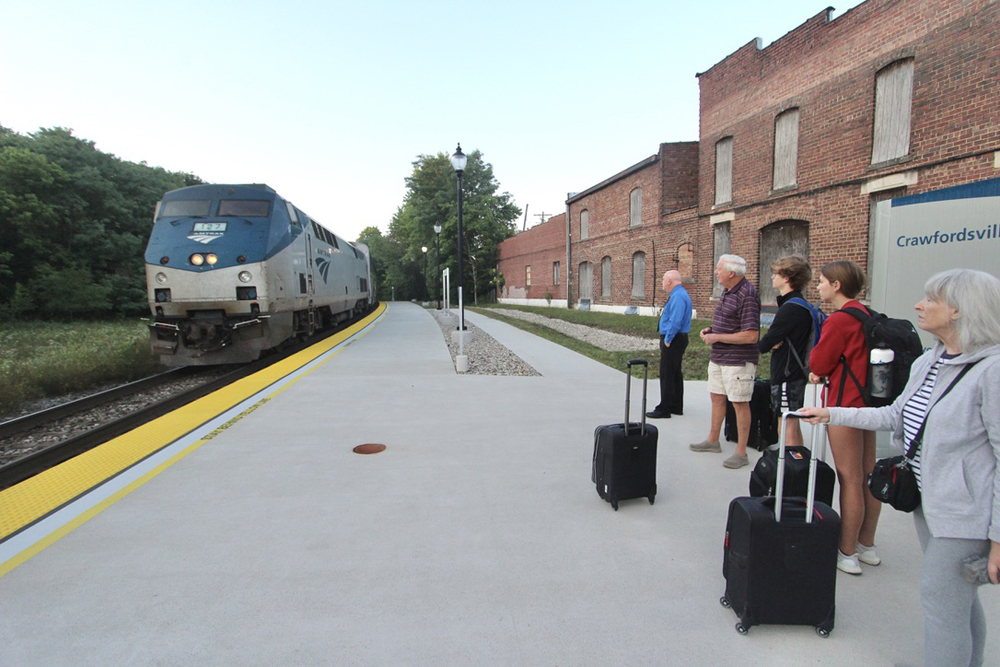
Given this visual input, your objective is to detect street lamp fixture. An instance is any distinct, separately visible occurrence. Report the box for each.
[450,143,469,372]
[421,246,428,300]
[433,223,442,309]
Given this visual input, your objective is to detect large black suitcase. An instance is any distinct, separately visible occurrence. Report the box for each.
[592,359,658,511]
[724,379,778,451]
[721,413,839,636]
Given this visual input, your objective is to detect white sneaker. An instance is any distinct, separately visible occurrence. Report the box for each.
[857,543,881,566]
[837,550,862,575]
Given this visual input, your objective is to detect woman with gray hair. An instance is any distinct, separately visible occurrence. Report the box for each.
[799,268,1000,666]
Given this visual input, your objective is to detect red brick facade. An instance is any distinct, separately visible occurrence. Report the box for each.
[497,213,567,305]
[497,0,1000,317]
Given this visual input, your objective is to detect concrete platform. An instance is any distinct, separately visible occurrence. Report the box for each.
[1,301,998,665]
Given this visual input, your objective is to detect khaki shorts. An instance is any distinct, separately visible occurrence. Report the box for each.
[707,361,756,403]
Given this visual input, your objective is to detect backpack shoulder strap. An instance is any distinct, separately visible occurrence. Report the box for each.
[840,306,870,324]
[786,297,809,309]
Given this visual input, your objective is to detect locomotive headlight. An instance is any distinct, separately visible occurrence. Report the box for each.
[190,254,204,266]
[238,271,253,283]
[156,272,168,284]
[206,253,218,265]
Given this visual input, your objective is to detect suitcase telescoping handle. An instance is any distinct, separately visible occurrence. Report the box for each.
[625,359,649,437]
[774,409,825,524]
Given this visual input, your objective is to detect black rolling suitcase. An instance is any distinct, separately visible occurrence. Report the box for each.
[721,412,839,637]
[724,379,778,451]
[592,359,658,511]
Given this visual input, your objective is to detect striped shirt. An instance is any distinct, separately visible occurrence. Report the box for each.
[710,277,761,366]
[901,356,953,489]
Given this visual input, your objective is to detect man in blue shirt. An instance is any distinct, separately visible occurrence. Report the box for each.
[647,270,692,419]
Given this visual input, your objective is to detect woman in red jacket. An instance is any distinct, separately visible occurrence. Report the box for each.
[808,260,881,575]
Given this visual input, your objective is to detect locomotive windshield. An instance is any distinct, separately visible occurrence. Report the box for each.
[218,200,271,217]
[159,200,211,218]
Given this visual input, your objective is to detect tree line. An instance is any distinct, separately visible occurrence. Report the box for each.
[359,149,520,304]
[0,126,199,319]
[0,127,520,319]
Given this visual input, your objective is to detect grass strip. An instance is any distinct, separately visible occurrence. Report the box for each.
[472,306,714,381]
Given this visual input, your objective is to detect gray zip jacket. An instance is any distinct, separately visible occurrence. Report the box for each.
[827,342,1000,541]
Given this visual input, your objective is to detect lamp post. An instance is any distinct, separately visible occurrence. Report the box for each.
[450,143,468,372]
[433,222,442,309]
[421,246,428,300]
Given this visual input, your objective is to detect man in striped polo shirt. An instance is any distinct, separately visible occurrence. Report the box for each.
[690,254,761,469]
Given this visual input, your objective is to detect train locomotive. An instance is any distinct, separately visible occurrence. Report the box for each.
[144,183,374,366]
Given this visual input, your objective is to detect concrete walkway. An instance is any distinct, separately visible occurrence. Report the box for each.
[1,301,997,665]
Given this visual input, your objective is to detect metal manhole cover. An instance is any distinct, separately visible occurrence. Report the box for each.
[353,443,386,455]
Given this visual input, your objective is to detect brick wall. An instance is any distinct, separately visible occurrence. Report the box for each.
[497,213,566,302]
[696,0,1000,315]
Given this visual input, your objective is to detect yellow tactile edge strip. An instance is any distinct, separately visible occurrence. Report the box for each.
[0,302,388,575]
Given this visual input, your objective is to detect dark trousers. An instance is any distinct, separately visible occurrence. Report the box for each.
[656,332,688,413]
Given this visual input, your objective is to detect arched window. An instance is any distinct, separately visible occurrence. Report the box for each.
[773,108,799,190]
[713,221,731,299]
[677,243,694,282]
[758,220,810,304]
[715,138,733,205]
[632,252,646,299]
[872,59,914,164]
[601,256,612,299]
[578,261,593,301]
[629,188,643,227]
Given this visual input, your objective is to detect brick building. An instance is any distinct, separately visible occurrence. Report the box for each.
[496,213,568,307]
[498,0,1000,318]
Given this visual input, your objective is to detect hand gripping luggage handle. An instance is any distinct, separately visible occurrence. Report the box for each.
[625,359,649,437]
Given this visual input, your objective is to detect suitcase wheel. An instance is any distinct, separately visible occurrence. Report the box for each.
[816,627,831,638]
[735,623,749,635]
[719,596,731,609]
[611,499,619,511]
[648,494,655,505]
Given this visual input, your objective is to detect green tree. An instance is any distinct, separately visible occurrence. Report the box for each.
[0,125,199,318]
[389,149,519,302]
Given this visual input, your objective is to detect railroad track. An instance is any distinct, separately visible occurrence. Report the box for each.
[0,324,353,491]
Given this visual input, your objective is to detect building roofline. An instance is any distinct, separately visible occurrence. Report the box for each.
[566,154,659,204]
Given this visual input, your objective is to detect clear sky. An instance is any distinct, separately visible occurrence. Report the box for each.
[2,0,865,241]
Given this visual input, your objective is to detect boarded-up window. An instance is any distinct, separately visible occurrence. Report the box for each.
[715,138,733,205]
[578,261,593,301]
[526,265,531,287]
[678,243,694,282]
[632,252,646,299]
[872,59,914,164]
[553,261,560,285]
[630,188,643,227]
[580,209,589,240]
[758,220,809,305]
[712,222,731,299]
[601,256,612,299]
[773,109,799,190]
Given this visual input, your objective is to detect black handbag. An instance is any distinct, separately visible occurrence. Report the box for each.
[868,455,921,511]
[867,361,978,512]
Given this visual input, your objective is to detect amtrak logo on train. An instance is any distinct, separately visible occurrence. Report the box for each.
[187,234,222,244]
[315,256,331,282]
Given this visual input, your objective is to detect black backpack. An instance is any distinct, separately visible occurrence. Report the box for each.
[837,307,924,407]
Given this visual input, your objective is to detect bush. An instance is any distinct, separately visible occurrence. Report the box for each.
[0,320,163,416]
